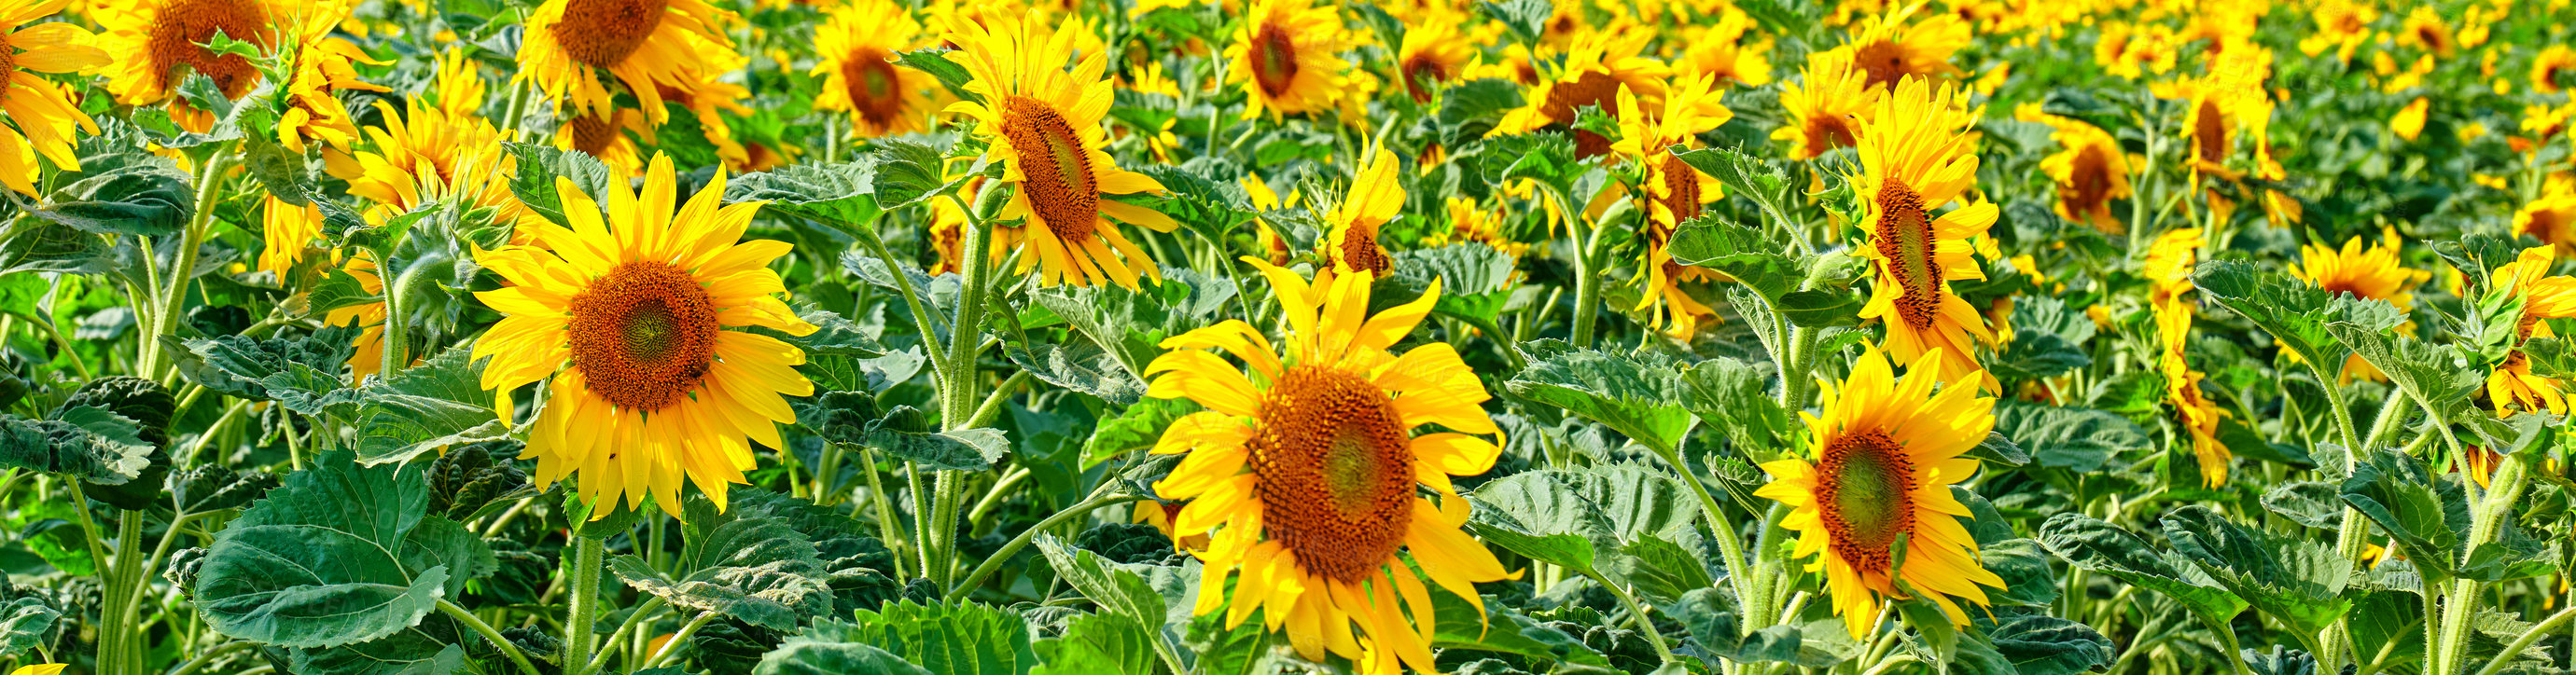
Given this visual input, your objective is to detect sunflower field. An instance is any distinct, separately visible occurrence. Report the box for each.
[9,0,2576,672]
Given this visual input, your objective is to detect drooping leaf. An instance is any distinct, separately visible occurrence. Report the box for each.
[756,639,935,675]
[2158,504,2353,634]
[1671,145,1796,236]
[0,406,153,483]
[2340,448,2468,584]
[2193,259,2403,383]
[607,491,835,631]
[1507,339,1696,454]
[35,149,194,237]
[1980,612,2117,675]
[350,346,509,465]
[1468,466,1703,587]
[1993,403,2147,472]
[195,450,493,649]
[1679,355,1799,462]
[174,322,367,417]
[726,141,949,229]
[774,600,1037,675]
[2036,513,2247,625]
[503,142,615,228]
[1662,587,1835,668]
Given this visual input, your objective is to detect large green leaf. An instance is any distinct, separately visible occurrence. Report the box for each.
[1670,145,1796,235]
[195,450,492,649]
[2036,513,2246,625]
[2193,259,2403,381]
[726,141,948,229]
[1032,611,1156,675]
[778,600,1037,675]
[1467,466,1704,599]
[1390,243,1520,324]
[1506,339,1696,454]
[350,346,508,465]
[2157,505,2352,634]
[2340,448,2472,584]
[0,596,58,658]
[1992,403,2146,473]
[607,491,835,631]
[1979,612,2116,675]
[1664,214,1802,302]
[2327,323,2483,419]
[174,322,367,417]
[35,148,194,237]
[503,142,615,228]
[756,639,935,675]
[1680,356,1799,462]
[0,406,153,483]
[1662,587,1840,668]
[1427,582,1615,668]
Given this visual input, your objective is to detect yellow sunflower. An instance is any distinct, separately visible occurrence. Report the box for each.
[430,48,485,117]
[1675,8,1772,89]
[2015,103,2132,235]
[330,252,388,379]
[515,0,736,125]
[275,9,386,154]
[2298,0,2376,62]
[1852,77,1998,390]
[0,0,105,196]
[2536,46,2576,95]
[1772,47,1876,160]
[942,8,1178,289]
[92,0,289,131]
[2166,44,2274,173]
[257,196,318,276]
[1320,145,1401,281]
[471,154,818,517]
[1227,0,1355,119]
[1615,75,1731,339]
[2289,227,2427,383]
[1842,4,1971,90]
[560,105,648,177]
[2141,227,2226,486]
[326,98,526,224]
[1497,31,1671,158]
[1147,260,1513,675]
[2397,7,2453,58]
[1755,344,2004,640]
[813,0,934,137]
[1393,11,1475,103]
[2487,246,2576,417]
[2515,187,2576,255]
[2390,97,2430,142]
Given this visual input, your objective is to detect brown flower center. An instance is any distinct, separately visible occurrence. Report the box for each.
[1400,52,1449,103]
[1658,153,1703,224]
[1851,39,1909,90]
[1874,177,1942,330]
[567,260,720,412]
[1248,20,1299,98]
[998,94,1101,244]
[1803,113,1859,158]
[1539,71,1622,158]
[1248,365,1416,585]
[553,0,666,69]
[1816,430,1915,577]
[2065,143,2113,219]
[146,0,272,98]
[2193,99,2228,162]
[840,47,907,130]
[1336,220,1390,274]
[569,111,620,157]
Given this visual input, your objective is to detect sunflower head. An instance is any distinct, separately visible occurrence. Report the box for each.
[1756,344,2004,640]
[814,0,932,136]
[1322,145,1402,278]
[1850,77,1998,389]
[1843,5,1970,90]
[1497,31,1669,158]
[470,155,817,517]
[1147,260,1511,674]
[1771,48,1877,160]
[942,8,1179,290]
[327,99,526,224]
[1394,11,1475,103]
[2537,46,2576,95]
[2517,189,2576,255]
[1677,7,1773,88]
[2016,103,2132,235]
[2292,228,2427,312]
[0,0,106,195]
[94,0,286,128]
[514,0,736,124]
[1225,0,1355,119]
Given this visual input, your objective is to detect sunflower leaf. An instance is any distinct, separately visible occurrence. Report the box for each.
[349,345,509,466]
[2340,448,2471,585]
[1034,535,1180,665]
[754,638,935,675]
[1506,339,1696,454]
[194,450,492,650]
[2157,504,2354,635]
[1977,611,2117,675]
[503,142,616,229]
[1031,611,1156,675]
[2430,233,2526,292]
[2036,513,2247,626]
[35,148,196,237]
[2193,259,2403,385]
[1670,145,1795,237]
[608,490,836,631]
[1992,402,2147,473]
[896,48,981,105]
[728,142,950,230]
[1475,0,1550,48]
[2261,481,2347,530]
[174,312,367,415]
[1430,582,1617,668]
[1467,466,1702,585]
[1661,587,1833,668]
[2328,322,2483,420]
[1665,214,1801,302]
[0,406,153,483]
[1679,355,1800,462]
[1391,243,1518,324]
[769,600,1037,675]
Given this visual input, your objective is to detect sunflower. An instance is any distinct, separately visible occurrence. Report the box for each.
[2534,46,2576,95]
[2487,246,2576,417]
[330,252,389,379]
[2141,227,2226,485]
[515,0,736,125]
[430,48,485,117]
[258,196,320,276]
[92,0,289,131]
[2298,0,2376,62]
[2160,43,2273,182]
[1227,0,1356,119]
[274,10,386,154]
[1772,48,1876,160]
[2016,103,2132,235]
[1755,344,2004,640]
[813,0,935,137]
[560,105,649,177]
[0,0,105,197]
[2390,97,2430,142]
[1841,4,1970,90]
[2397,7,2453,58]
[2516,187,2576,254]
[1851,77,1998,390]
[1321,145,1401,281]
[326,98,526,225]
[1675,8,1772,89]
[1393,11,1475,103]
[2290,228,2428,383]
[1147,260,1513,675]
[471,154,817,517]
[1615,75,1730,339]
[942,8,1178,289]
[1497,31,1671,158]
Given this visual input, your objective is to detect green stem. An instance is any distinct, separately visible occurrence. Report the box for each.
[588,596,668,673]
[9,310,91,381]
[1566,203,1609,349]
[856,227,949,381]
[440,599,543,675]
[1635,434,1757,637]
[167,641,258,675]
[1580,568,1675,664]
[563,532,606,675]
[109,509,146,675]
[968,371,1033,430]
[856,447,909,580]
[500,77,535,139]
[379,251,450,378]
[145,152,237,384]
[638,612,717,670]
[944,490,1148,603]
[2473,604,2576,675]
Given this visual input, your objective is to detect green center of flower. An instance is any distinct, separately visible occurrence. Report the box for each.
[1816,430,1916,575]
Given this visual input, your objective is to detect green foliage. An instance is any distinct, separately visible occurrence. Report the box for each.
[194,450,492,653]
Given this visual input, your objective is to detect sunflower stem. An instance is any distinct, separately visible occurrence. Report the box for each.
[144,150,237,385]
[563,531,606,675]
[1566,191,1609,348]
[855,225,948,381]
[501,76,535,139]
[441,599,544,675]
[1580,568,1675,664]
[1636,433,1758,644]
[943,488,1146,603]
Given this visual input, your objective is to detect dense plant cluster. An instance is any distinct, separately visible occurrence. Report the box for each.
[0,0,2571,673]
